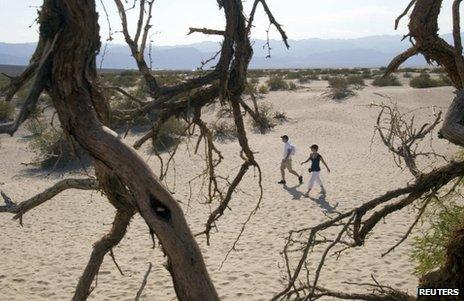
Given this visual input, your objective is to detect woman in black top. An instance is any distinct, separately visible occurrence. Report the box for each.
[301,144,331,197]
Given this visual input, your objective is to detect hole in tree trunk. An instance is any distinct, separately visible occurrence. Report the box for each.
[149,194,171,221]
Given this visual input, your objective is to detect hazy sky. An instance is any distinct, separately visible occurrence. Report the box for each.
[0,0,455,45]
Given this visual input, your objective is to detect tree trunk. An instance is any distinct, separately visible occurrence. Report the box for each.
[39,0,219,300]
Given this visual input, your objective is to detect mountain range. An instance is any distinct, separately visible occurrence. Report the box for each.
[1,34,455,70]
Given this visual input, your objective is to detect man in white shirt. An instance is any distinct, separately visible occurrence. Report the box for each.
[278,135,303,185]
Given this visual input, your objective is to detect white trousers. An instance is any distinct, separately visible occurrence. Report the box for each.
[308,171,323,189]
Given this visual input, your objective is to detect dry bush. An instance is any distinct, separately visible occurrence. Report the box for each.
[212,120,237,142]
[25,119,88,169]
[346,75,365,88]
[288,81,298,91]
[328,77,355,100]
[155,73,184,86]
[110,96,150,129]
[103,70,140,88]
[245,80,258,95]
[361,69,373,79]
[412,201,464,276]
[267,75,289,91]
[153,117,188,152]
[403,72,413,78]
[298,76,311,84]
[250,103,276,133]
[258,84,269,94]
[273,111,288,123]
[309,74,321,80]
[410,72,450,88]
[372,75,402,87]
[0,101,14,122]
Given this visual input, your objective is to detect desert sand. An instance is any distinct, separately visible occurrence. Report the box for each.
[0,77,458,300]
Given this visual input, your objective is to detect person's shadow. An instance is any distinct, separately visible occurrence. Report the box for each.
[309,193,339,213]
[283,184,304,200]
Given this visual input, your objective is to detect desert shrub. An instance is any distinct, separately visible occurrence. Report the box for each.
[328,77,347,88]
[156,73,184,86]
[321,75,330,81]
[248,77,260,85]
[400,67,423,73]
[328,77,355,100]
[251,103,276,133]
[273,111,288,123]
[258,84,269,94]
[288,81,298,91]
[0,74,9,91]
[285,72,301,80]
[309,74,320,80]
[245,80,258,95]
[432,67,446,74]
[372,75,402,87]
[298,76,311,84]
[24,118,48,136]
[403,72,413,78]
[361,70,373,79]
[212,120,237,142]
[153,117,187,152]
[0,101,14,122]
[216,104,233,118]
[110,96,150,129]
[439,74,452,86]
[267,75,289,91]
[410,72,448,88]
[346,75,365,88]
[26,119,89,169]
[103,71,140,88]
[411,204,464,276]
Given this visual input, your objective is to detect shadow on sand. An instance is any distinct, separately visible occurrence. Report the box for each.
[282,184,339,213]
[283,184,304,200]
[309,194,339,213]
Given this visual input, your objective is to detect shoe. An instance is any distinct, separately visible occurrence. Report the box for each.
[298,175,303,184]
[320,187,326,195]
[278,180,286,184]
[303,193,309,198]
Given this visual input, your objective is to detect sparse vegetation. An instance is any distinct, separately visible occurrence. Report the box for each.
[0,101,14,122]
[245,80,258,95]
[411,203,464,276]
[410,72,450,88]
[102,70,140,88]
[212,120,237,142]
[346,75,365,88]
[361,70,373,79]
[328,77,355,100]
[153,117,187,152]
[288,81,298,91]
[273,111,288,123]
[403,72,413,78]
[372,75,402,87]
[25,118,88,169]
[110,95,150,129]
[298,76,311,84]
[251,103,276,133]
[267,75,289,91]
[258,84,269,94]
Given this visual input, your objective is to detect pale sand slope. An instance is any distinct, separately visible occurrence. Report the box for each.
[0,80,458,300]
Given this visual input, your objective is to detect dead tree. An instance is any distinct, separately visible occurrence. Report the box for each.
[0,0,287,300]
[273,1,464,300]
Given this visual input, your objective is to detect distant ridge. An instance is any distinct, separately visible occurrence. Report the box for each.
[1,34,455,70]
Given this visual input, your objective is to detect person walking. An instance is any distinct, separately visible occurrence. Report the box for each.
[301,144,330,197]
[278,135,303,185]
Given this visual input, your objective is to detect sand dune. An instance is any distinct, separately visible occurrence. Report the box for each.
[0,79,457,300]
